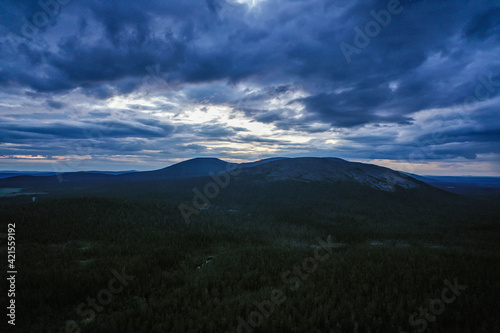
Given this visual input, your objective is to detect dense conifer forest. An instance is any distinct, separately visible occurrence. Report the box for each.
[1,176,499,332]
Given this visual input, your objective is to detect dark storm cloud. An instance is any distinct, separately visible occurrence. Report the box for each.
[198,124,236,137]
[240,85,293,103]
[0,118,174,141]
[0,0,499,169]
[3,112,68,120]
[46,99,64,109]
[254,111,283,124]
[463,7,500,41]
[183,143,206,151]
[409,106,500,160]
[2,0,499,106]
[298,90,390,128]
[236,135,282,144]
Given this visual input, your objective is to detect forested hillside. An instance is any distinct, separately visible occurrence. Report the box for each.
[1,175,499,332]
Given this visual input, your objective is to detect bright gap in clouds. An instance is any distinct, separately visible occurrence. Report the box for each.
[232,0,265,8]
[99,85,344,165]
[102,83,324,157]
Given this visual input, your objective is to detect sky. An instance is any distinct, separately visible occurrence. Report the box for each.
[0,0,499,175]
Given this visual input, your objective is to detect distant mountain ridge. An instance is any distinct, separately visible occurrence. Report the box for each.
[405,173,500,197]
[237,157,422,191]
[0,171,58,179]
[120,158,230,180]
[0,157,424,192]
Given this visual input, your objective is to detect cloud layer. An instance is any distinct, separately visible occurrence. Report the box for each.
[0,0,499,174]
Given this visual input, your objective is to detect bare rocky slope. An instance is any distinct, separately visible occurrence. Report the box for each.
[237,157,422,191]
